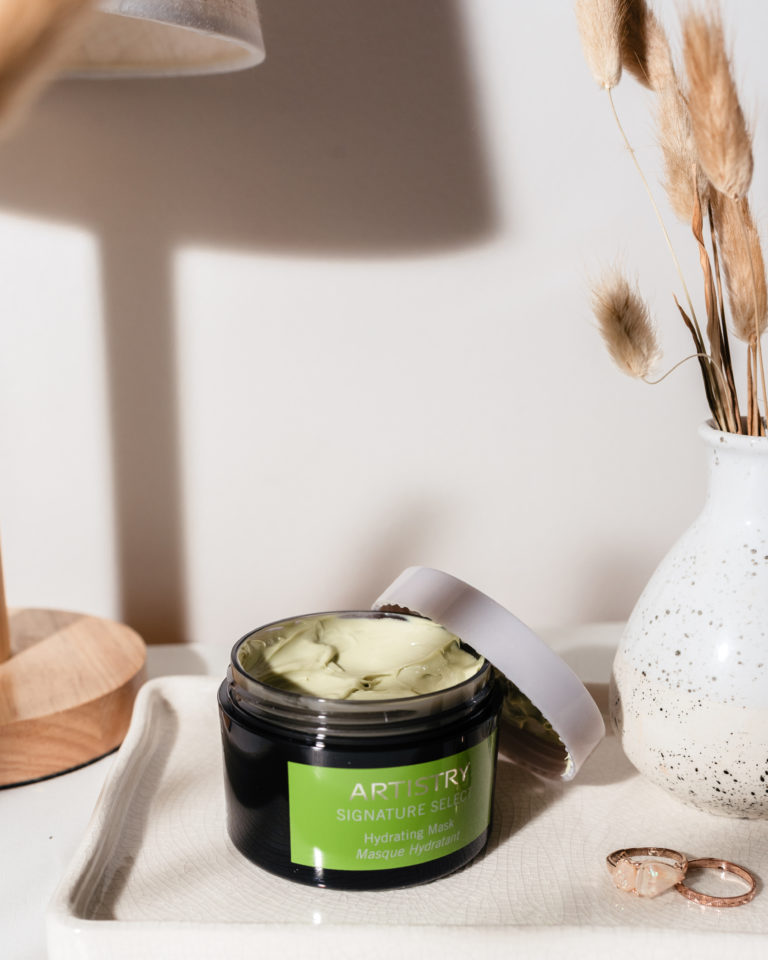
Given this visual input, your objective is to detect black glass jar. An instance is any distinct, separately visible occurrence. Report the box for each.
[218,611,503,890]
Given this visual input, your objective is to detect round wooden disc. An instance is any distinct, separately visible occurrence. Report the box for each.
[0,608,146,787]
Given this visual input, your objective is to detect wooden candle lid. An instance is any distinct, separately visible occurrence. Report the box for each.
[0,608,146,788]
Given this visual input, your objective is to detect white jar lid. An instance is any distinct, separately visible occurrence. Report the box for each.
[374,566,605,781]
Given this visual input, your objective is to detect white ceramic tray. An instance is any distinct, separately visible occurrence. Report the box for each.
[47,672,768,960]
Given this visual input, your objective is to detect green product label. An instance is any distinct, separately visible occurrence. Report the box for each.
[287,732,496,871]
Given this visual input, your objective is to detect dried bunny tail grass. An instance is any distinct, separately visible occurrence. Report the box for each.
[712,192,767,342]
[621,0,675,91]
[657,81,708,223]
[592,269,661,378]
[618,2,708,223]
[576,0,626,89]
[0,0,94,136]
[682,9,753,200]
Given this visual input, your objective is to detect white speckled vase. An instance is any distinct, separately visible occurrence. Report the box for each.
[611,420,768,818]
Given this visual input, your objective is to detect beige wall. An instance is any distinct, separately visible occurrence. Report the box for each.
[0,0,764,644]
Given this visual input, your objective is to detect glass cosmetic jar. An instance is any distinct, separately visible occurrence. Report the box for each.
[218,610,503,890]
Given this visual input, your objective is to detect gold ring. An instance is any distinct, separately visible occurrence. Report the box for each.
[607,847,688,898]
[675,858,757,907]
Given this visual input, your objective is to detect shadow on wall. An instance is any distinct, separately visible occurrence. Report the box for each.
[0,0,498,644]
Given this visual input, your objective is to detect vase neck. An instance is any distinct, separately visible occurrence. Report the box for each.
[703,432,768,522]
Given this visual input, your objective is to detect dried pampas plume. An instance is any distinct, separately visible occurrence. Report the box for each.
[577,1,768,434]
[575,0,626,90]
[683,10,753,201]
[657,82,707,224]
[621,0,675,91]
[592,270,661,378]
[0,0,94,135]
[621,1,708,224]
[712,194,768,343]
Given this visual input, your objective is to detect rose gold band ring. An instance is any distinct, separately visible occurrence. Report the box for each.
[607,848,688,898]
[674,858,757,908]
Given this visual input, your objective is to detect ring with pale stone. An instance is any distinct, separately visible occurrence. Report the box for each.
[674,858,757,908]
[606,848,688,898]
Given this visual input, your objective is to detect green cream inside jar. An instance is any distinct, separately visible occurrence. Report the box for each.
[236,613,483,700]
